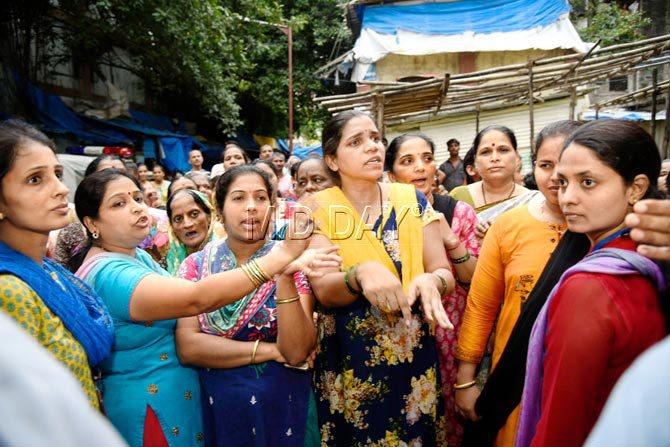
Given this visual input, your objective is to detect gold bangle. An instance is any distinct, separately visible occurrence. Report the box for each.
[249,259,271,283]
[251,339,260,365]
[453,380,477,390]
[275,295,300,305]
[246,262,265,286]
[241,264,262,288]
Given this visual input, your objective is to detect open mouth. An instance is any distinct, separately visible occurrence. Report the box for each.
[411,177,428,186]
[135,215,150,227]
[184,230,200,239]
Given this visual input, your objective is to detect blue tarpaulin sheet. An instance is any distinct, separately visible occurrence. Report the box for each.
[94,117,206,172]
[360,0,570,36]
[19,75,131,146]
[130,109,177,132]
[293,144,322,159]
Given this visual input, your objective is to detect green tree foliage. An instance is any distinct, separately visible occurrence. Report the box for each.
[2,0,348,137]
[571,1,650,46]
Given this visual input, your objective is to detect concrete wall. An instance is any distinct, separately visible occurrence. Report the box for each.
[375,49,569,82]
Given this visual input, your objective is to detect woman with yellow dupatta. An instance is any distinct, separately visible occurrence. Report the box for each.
[306,111,456,446]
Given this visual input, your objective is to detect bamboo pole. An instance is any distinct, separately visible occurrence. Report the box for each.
[475,106,480,133]
[434,73,451,115]
[652,69,659,140]
[528,60,536,154]
[569,87,577,121]
[663,84,670,158]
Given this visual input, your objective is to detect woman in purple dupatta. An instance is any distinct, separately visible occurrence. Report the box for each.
[176,165,335,447]
[516,120,669,447]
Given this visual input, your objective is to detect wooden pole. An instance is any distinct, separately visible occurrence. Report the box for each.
[475,105,480,133]
[595,106,600,120]
[569,86,577,121]
[663,83,670,158]
[651,68,658,141]
[528,60,536,154]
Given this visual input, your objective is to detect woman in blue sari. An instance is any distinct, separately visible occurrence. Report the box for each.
[72,169,330,446]
[176,165,338,447]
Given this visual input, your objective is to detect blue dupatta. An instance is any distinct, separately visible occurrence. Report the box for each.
[0,241,113,365]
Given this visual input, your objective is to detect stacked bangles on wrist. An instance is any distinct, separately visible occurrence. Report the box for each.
[241,259,271,287]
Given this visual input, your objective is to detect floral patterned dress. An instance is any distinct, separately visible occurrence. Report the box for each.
[314,192,447,446]
[432,200,481,446]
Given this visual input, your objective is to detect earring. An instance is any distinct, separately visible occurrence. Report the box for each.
[0,212,4,221]
[629,197,639,206]
[92,231,99,239]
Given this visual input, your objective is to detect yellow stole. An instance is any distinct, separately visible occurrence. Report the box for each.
[310,183,424,292]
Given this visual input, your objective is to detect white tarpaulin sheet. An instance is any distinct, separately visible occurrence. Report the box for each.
[350,14,588,81]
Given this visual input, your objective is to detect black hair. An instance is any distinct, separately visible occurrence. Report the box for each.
[166,188,212,223]
[252,158,278,177]
[214,165,273,215]
[167,176,198,198]
[463,146,478,184]
[153,163,166,173]
[562,120,663,200]
[533,120,582,163]
[294,156,334,188]
[446,138,460,147]
[471,125,518,155]
[272,149,286,159]
[69,169,141,272]
[322,110,372,185]
[222,144,251,164]
[290,159,301,179]
[522,171,537,190]
[0,119,56,184]
[385,133,435,172]
[84,154,122,177]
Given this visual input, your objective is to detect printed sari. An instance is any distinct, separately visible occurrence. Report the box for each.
[179,238,317,447]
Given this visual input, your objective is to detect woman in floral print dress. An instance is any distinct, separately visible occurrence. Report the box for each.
[306,111,456,446]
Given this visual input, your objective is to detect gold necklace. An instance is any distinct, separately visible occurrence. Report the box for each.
[482,182,515,205]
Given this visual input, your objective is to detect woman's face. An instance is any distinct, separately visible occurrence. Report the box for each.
[137,164,149,182]
[534,136,564,207]
[169,193,211,250]
[223,147,247,170]
[326,116,385,184]
[474,130,518,184]
[389,137,437,197]
[557,143,642,241]
[295,159,333,199]
[141,181,161,208]
[153,166,165,182]
[86,177,151,250]
[221,173,272,243]
[658,160,670,192]
[97,157,126,173]
[255,164,278,192]
[0,141,70,235]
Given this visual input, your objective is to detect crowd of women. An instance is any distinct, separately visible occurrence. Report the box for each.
[1,111,670,447]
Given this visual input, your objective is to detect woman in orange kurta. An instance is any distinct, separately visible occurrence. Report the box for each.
[454,121,580,447]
